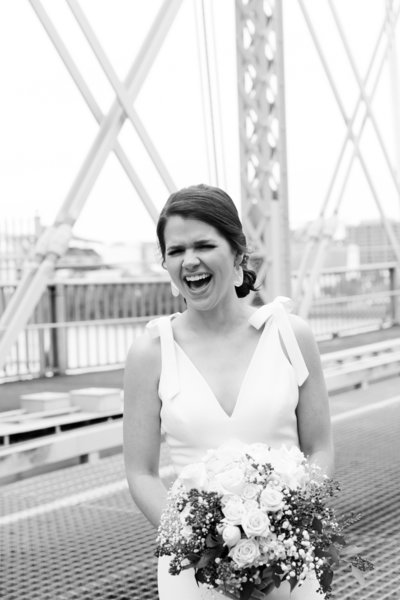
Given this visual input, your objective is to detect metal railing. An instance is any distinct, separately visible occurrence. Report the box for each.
[0,277,185,380]
[0,216,42,281]
[0,263,399,381]
[300,262,400,339]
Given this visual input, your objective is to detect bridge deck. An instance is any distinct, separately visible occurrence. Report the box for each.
[1,376,399,599]
[1,329,400,599]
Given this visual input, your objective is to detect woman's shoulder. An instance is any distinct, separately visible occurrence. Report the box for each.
[287,312,313,339]
[124,328,162,405]
[125,325,161,372]
[287,313,321,366]
[264,295,315,345]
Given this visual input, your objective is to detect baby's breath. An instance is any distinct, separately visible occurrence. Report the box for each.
[156,443,373,599]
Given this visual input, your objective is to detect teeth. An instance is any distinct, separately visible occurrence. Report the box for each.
[185,273,211,282]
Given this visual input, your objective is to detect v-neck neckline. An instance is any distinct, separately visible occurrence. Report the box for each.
[169,308,270,419]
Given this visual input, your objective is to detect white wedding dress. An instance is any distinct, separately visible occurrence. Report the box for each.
[147,297,323,599]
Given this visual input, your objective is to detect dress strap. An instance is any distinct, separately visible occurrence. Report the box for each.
[146,315,180,401]
[248,296,309,386]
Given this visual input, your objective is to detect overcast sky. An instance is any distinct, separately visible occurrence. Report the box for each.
[1,0,399,243]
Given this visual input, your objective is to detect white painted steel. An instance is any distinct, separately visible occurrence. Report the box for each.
[0,258,56,370]
[0,277,186,379]
[295,1,400,317]
[328,0,400,200]
[0,0,183,373]
[324,352,400,393]
[1,265,399,380]
[0,409,121,438]
[0,420,123,480]
[0,217,40,281]
[28,0,160,223]
[321,338,400,366]
[1,332,400,481]
[194,0,219,186]
[235,0,291,300]
[387,0,400,212]
[322,334,400,392]
[297,2,400,315]
[53,0,182,226]
[1,387,399,491]
[66,0,176,193]
[0,406,81,422]
[0,381,395,525]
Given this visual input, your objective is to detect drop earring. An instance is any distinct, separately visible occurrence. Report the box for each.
[233,266,244,287]
[170,280,180,297]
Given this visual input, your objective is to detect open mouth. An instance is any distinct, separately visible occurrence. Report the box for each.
[184,273,212,292]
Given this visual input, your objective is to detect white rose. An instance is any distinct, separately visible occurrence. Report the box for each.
[178,462,208,491]
[268,446,307,489]
[259,486,285,512]
[208,440,246,468]
[229,538,260,568]
[215,466,246,495]
[243,499,259,512]
[242,483,260,500]
[241,508,270,537]
[286,445,306,463]
[269,445,304,467]
[221,493,241,505]
[222,497,246,525]
[222,524,242,547]
[204,453,232,475]
[206,478,226,495]
[203,440,245,475]
[247,443,272,464]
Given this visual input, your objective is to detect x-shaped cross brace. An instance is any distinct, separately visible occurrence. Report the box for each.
[0,0,183,369]
[294,0,400,316]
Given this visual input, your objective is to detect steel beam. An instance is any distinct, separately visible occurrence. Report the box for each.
[235,0,291,301]
[29,0,160,223]
[66,0,177,193]
[0,0,183,372]
[295,0,400,317]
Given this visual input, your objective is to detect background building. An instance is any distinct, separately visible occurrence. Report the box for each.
[346,220,400,264]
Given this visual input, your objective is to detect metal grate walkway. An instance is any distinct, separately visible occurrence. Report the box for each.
[1,396,400,599]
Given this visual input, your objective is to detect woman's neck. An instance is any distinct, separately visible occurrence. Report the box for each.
[183,297,252,335]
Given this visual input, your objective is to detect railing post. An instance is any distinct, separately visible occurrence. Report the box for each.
[49,283,68,375]
[389,265,400,324]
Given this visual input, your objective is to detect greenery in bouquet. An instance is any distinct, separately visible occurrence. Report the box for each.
[156,442,373,599]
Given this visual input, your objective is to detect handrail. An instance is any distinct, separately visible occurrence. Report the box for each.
[322,337,400,363]
[292,261,398,276]
[0,263,399,381]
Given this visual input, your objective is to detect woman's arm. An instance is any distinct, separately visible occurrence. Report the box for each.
[290,315,335,478]
[123,333,167,528]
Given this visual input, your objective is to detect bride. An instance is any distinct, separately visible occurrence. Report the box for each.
[123,184,334,599]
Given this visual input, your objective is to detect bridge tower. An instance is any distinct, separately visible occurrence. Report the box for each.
[235,0,291,301]
[236,0,400,309]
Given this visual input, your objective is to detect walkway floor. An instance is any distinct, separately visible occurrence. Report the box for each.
[1,329,400,599]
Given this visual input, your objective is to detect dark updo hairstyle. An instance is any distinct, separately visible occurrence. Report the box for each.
[156,184,258,298]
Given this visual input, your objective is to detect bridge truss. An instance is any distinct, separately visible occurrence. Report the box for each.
[236,0,291,300]
[1,1,400,370]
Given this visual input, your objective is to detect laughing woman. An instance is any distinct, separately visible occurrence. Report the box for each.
[123,184,334,599]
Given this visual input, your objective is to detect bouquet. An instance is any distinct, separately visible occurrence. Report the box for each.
[156,441,373,599]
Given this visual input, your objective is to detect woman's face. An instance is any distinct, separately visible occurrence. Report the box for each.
[163,216,239,310]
